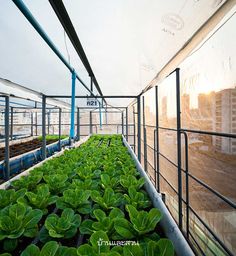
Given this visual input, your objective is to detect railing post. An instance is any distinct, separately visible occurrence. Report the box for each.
[35,112,38,136]
[70,70,76,143]
[31,112,34,136]
[89,111,93,134]
[154,129,157,185]
[133,106,136,153]
[176,68,183,230]
[4,96,10,180]
[142,96,146,165]
[126,107,128,141]
[137,96,141,162]
[155,85,160,192]
[10,107,13,140]
[144,127,147,172]
[42,95,46,160]
[121,111,124,135]
[77,107,80,140]
[181,131,189,239]
[58,108,61,150]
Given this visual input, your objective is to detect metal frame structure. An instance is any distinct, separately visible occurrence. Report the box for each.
[133,68,236,256]
[1,1,235,255]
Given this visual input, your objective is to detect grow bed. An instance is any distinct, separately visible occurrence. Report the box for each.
[0,135,67,161]
[0,135,180,255]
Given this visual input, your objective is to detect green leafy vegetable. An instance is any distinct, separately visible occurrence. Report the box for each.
[56,188,92,214]
[124,186,151,209]
[126,205,162,235]
[23,184,57,214]
[45,208,81,238]
[0,203,42,251]
[91,188,123,210]
[100,174,120,190]
[0,188,26,209]
[21,241,77,256]
[120,175,145,191]
[43,174,68,194]
[70,178,99,191]
[11,172,43,190]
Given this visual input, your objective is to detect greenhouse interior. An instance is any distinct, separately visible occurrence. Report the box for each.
[0,0,236,255]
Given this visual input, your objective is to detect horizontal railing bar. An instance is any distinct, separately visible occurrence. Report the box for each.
[188,231,207,256]
[46,95,138,99]
[159,126,177,132]
[159,152,178,168]
[158,169,179,195]
[144,138,236,209]
[182,128,236,139]
[189,206,234,256]
[181,169,236,209]
[189,229,219,256]
[142,124,236,139]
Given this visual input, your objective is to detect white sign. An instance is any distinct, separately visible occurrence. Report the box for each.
[87,98,98,107]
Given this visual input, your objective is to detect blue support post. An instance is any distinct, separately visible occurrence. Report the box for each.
[70,70,76,142]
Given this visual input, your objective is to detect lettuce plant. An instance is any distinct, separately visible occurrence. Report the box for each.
[43,174,68,194]
[45,208,81,239]
[77,231,121,256]
[120,175,145,191]
[0,188,26,209]
[0,203,43,251]
[70,178,99,191]
[127,205,162,235]
[22,184,58,214]
[76,167,101,180]
[114,205,162,239]
[11,172,43,191]
[79,208,124,236]
[100,174,120,191]
[91,188,123,211]
[139,239,174,256]
[124,186,151,209]
[20,241,77,256]
[56,189,92,214]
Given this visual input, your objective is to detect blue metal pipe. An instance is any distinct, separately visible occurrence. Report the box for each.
[70,70,76,139]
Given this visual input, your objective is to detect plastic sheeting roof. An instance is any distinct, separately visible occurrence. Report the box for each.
[0,0,235,107]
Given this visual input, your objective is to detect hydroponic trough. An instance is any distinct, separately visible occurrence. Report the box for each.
[0,135,194,255]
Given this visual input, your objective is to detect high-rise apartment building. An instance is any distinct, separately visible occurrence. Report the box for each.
[214,88,236,154]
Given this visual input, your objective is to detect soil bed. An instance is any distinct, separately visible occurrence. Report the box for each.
[0,138,59,161]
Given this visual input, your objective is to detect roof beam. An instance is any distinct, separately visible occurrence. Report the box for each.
[49,0,105,101]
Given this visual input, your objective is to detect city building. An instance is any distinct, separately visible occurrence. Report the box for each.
[214,87,236,154]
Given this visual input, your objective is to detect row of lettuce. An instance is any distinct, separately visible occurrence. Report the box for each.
[0,135,174,256]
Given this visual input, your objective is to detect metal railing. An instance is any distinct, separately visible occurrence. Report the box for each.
[133,68,236,256]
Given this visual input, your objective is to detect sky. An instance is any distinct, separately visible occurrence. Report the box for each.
[0,0,235,108]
